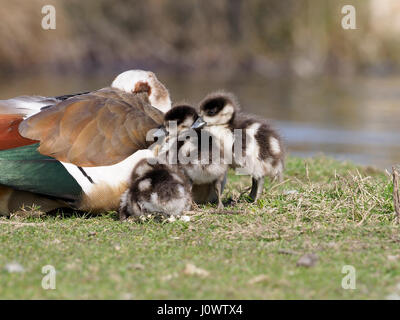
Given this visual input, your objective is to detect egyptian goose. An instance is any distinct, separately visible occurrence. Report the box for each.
[119,157,192,220]
[199,91,284,202]
[0,70,171,215]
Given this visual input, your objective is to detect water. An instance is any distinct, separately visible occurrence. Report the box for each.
[0,72,399,169]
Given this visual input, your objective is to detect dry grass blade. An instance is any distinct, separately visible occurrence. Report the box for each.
[269,178,291,192]
[392,166,400,223]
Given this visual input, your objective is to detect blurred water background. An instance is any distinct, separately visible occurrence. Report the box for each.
[0,0,399,169]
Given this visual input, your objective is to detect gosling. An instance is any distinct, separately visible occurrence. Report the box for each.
[199,91,284,202]
[156,105,228,209]
[119,158,192,220]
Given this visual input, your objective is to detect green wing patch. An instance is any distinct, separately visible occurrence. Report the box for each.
[0,143,82,200]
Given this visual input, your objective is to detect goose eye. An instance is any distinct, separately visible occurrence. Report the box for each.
[208,110,216,116]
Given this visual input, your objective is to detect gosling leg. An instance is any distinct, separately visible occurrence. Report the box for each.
[215,177,224,210]
[249,176,265,202]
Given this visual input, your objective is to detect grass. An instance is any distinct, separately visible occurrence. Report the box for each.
[0,155,399,299]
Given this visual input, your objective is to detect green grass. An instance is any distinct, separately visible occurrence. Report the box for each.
[0,155,399,299]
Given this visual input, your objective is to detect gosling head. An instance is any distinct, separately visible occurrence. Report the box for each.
[199,91,239,126]
[111,70,172,113]
[162,105,205,136]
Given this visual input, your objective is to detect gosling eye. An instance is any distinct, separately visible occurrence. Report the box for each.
[207,109,217,116]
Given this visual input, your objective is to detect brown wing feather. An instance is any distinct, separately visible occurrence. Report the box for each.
[19,88,164,166]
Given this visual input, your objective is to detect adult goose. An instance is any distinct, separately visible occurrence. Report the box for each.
[0,70,171,215]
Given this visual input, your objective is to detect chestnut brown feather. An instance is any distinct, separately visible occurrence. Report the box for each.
[19,88,164,167]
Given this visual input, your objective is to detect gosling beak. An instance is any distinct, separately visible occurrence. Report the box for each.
[153,126,167,138]
[191,117,206,129]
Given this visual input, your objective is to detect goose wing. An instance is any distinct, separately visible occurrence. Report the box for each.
[0,92,90,117]
[0,92,92,151]
[0,143,82,201]
[0,96,60,117]
[19,88,164,167]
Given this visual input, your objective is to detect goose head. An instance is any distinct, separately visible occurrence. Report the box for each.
[199,91,239,126]
[111,70,171,113]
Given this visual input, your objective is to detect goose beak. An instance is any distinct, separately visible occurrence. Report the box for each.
[153,126,167,138]
[191,117,206,129]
